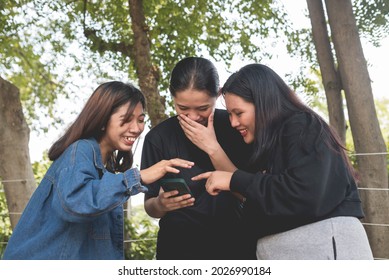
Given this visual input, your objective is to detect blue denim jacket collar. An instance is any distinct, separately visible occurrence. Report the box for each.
[90,137,105,171]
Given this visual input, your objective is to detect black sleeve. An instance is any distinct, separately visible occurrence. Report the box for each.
[230,115,349,219]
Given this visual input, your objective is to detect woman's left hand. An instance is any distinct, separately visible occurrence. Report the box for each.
[191,171,233,195]
[178,113,218,155]
[140,158,194,185]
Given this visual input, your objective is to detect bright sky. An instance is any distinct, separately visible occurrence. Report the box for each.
[28,0,388,205]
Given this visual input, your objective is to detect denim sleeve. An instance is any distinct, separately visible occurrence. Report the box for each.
[52,143,147,222]
[123,168,148,196]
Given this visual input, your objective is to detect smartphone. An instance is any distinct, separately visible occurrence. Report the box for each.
[160,178,192,197]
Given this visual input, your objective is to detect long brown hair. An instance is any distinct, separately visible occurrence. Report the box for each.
[48,81,146,172]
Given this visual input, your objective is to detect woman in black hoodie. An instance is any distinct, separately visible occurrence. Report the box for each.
[193,63,373,260]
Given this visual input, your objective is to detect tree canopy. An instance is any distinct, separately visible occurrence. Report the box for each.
[2,0,388,128]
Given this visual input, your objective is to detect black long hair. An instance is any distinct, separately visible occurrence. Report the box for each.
[221,64,355,178]
[169,57,219,97]
[48,81,146,172]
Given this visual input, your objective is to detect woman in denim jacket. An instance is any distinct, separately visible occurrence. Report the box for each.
[3,81,193,260]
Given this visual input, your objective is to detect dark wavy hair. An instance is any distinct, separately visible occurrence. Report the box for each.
[48,81,146,172]
[221,63,355,178]
[169,57,219,97]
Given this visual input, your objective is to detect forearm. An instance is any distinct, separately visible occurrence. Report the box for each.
[207,150,243,201]
[144,195,167,218]
[207,144,237,172]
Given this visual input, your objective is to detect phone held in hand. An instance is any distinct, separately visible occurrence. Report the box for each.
[160,178,192,197]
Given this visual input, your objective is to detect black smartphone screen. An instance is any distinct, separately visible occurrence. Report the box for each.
[160,178,192,197]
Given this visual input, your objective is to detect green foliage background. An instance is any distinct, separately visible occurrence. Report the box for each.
[124,204,159,260]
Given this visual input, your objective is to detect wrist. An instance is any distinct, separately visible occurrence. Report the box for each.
[155,196,167,216]
[207,144,220,157]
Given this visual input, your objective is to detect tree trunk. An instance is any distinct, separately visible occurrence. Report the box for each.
[325,0,389,259]
[0,76,36,229]
[306,0,346,143]
[128,0,167,127]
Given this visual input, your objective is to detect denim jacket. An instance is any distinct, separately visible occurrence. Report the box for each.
[3,138,147,260]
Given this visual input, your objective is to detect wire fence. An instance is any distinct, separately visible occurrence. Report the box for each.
[1,151,388,259]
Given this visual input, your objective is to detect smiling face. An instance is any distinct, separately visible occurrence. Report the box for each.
[173,89,217,126]
[99,101,145,163]
[224,93,256,144]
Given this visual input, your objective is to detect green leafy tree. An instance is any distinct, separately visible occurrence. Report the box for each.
[303,0,389,258]
[31,0,290,126]
[0,0,65,130]
[1,0,67,228]
[287,0,389,143]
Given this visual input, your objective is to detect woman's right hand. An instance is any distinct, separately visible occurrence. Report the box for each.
[192,170,233,195]
[144,187,195,218]
[155,187,195,212]
[140,158,194,185]
[178,113,218,155]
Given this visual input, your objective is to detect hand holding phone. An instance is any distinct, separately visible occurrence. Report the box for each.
[160,178,192,197]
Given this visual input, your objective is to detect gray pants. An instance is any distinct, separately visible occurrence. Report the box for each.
[256,216,373,260]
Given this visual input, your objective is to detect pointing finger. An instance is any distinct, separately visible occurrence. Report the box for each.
[191,172,212,181]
